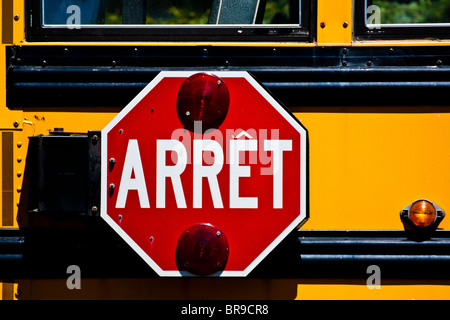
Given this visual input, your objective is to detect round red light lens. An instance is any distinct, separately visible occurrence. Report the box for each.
[177,73,230,129]
[409,200,436,228]
[176,223,229,276]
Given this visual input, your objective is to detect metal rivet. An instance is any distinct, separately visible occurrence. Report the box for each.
[389,48,394,54]
[342,48,348,55]
[342,60,348,67]
[216,231,221,237]
[343,21,349,28]
[17,141,22,148]
[367,60,372,67]
[119,129,123,134]
[17,171,22,177]
[109,158,116,171]
[437,60,442,66]
[109,183,115,190]
[320,22,326,28]
[91,206,98,213]
[13,121,19,128]
[17,156,22,163]
[92,135,99,143]
[150,236,154,242]
[17,186,22,193]
[185,111,191,116]
[118,214,122,221]
[14,14,20,21]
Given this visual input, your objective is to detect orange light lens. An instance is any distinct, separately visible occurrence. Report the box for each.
[409,200,436,227]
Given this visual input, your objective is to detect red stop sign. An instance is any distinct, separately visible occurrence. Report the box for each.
[101,71,308,276]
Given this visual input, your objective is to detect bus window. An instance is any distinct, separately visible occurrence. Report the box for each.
[42,0,106,24]
[355,0,450,39]
[31,0,309,41]
[370,0,450,25]
[41,0,300,26]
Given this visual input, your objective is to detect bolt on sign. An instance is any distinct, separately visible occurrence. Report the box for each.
[101,71,308,276]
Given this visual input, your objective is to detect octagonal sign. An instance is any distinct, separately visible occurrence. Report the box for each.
[101,71,308,276]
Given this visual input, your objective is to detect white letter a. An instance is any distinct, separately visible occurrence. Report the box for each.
[116,139,150,208]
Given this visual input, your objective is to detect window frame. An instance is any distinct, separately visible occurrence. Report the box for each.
[354,0,450,40]
[26,0,314,42]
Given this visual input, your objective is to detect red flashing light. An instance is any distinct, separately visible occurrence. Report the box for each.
[177,73,230,127]
[176,223,229,276]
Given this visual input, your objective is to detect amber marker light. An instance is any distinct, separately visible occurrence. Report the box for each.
[409,200,436,228]
[400,199,445,241]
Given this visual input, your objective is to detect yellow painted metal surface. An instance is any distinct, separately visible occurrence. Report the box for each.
[1,0,450,301]
[297,280,450,300]
[21,109,117,136]
[2,0,25,45]
[12,0,25,45]
[1,278,449,300]
[1,16,23,129]
[294,106,450,231]
[317,0,352,46]
[0,282,18,300]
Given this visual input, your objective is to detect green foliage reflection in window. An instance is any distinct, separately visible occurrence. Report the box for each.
[372,0,450,24]
[103,0,296,25]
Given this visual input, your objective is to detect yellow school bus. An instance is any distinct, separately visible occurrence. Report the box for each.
[1,0,450,300]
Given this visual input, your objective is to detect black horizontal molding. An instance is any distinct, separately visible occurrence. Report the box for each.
[295,230,450,278]
[9,66,450,83]
[1,227,450,279]
[7,68,450,108]
[0,229,25,278]
[301,254,450,263]
[6,45,450,108]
